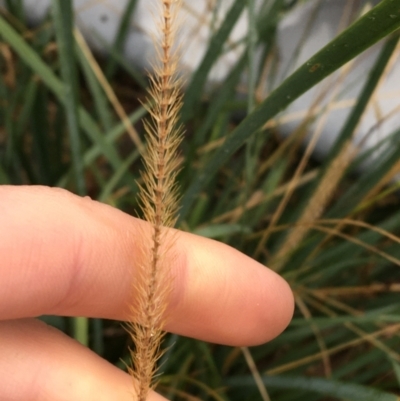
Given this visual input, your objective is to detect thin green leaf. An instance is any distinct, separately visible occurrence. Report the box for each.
[225,375,400,401]
[52,0,85,195]
[98,149,139,203]
[391,359,400,386]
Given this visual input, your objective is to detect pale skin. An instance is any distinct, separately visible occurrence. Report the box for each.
[0,186,294,401]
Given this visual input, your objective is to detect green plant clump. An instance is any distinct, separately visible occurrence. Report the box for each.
[1,0,400,400]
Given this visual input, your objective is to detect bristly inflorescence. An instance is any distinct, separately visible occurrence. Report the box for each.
[128,1,184,401]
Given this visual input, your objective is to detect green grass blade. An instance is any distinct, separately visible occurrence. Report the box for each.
[30,84,53,185]
[181,0,246,121]
[72,316,89,347]
[98,149,139,203]
[391,359,400,386]
[325,32,400,167]
[179,0,400,222]
[225,375,399,401]
[193,53,247,147]
[105,0,138,78]
[0,164,10,184]
[3,0,24,22]
[246,0,257,113]
[52,0,85,195]
[52,0,88,346]
[243,0,259,203]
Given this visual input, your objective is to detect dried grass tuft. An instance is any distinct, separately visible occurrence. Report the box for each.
[126,1,184,400]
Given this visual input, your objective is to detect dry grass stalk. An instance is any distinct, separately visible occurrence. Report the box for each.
[254,54,357,262]
[266,323,400,376]
[271,139,355,271]
[127,1,184,400]
[73,28,143,149]
[240,347,271,401]
[301,292,400,363]
[294,294,332,378]
[211,170,317,224]
[309,283,400,297]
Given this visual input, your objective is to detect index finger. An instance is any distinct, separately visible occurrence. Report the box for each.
[0,186,293,346]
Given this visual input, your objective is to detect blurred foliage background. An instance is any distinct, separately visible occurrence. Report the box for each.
[1,0,400,400]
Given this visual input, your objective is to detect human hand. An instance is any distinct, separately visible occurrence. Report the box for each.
[0,186,294,401]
